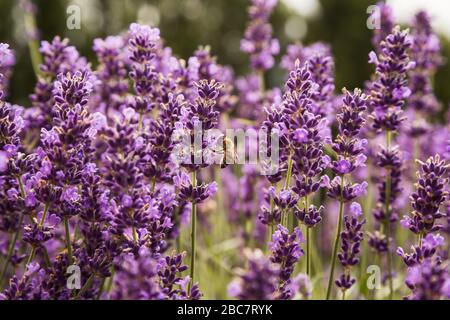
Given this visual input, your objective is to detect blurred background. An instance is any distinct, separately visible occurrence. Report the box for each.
[1,0,449,117]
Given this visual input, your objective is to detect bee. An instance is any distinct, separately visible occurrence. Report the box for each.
[220,136,238,168]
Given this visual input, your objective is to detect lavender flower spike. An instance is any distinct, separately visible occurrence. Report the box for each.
[241,0,279,71]
[228,249,279,300]
[403,155,449,236]
[325,88,368,300]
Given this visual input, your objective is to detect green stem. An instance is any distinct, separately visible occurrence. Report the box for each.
[151,177,157,193]
[64,217,73,265]
[24,11,42,78]
[306,227,311,277]
[105,268,115,294]
[284,156,293,190]
[39,202,50,227]
[17,175,26,199]
[304,196,312,277]
[132,225,138,243]
[42,247,51,268]
[176,208,182,252]
[189,171,197,291]
[25,203,51,267]
[282,155,294,226]
[75,274,95,299]
[326,175,345,300]
[418,233,423,249]
[384,130,394,300]
[0,215,24,283]
[26,247,36,266]
[97,277,106,300]
[137,112,143,133]
[258,70,265,93]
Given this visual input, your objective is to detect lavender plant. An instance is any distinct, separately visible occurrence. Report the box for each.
[0,1,449,302]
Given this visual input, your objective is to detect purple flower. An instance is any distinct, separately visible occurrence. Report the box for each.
[406,155,448,234]
[369,26,413,133]
[228,249,279,300]
[335,213,365,292]
[350,202,363,218]
[293,128,309,143]
[40,128,60,146]
[0,151,8,172]
[333,159,352,175]
[121,194,133,208]
[241,0,279,71]
[61,186,80,203]
[295,205,323,228]
[269,225,304,282]
[405,257,450,300]
[423,233,445,249]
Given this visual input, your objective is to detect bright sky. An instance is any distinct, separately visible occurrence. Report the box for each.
[282,0,450,39]
[388,0,450,38]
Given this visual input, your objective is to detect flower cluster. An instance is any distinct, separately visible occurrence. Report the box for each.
[402,156,449,235]
[241,0,280,71]
[269,225,304,297]
[369,26,414,133]
[335,203,365,292]
[0,1,450,302]
[408,11,443,114]
[0,43,15,100]
[228,249,279,300]
[324,88,368,200]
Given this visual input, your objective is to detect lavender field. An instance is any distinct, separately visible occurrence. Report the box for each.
[0,0,449,301]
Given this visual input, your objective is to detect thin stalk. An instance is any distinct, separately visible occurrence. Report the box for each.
[326,175,345,300]
[284,156,293,190]
[25,202,51,269]
[97,277,106,300]
[384,130,394,300]
[304,195,311,277]
[0,175,25,278]
[188,171,197,291]
[137,112,144,133]
[132,225,138,243]
[105,268,115,294]
[306,227,311,277]
[0,215,24,282]
[413,139,420,174]
[418,233,423,249]
[268,182,276,251]
[42,247,51,269]
[151,177,157,193]
[17,174,26,198]
[64,217,73,265]
[175,207,182,252]
[24,10,42,78]
[258,70,265,93]
[26,247,36,266]
[282,155,294,226]
[39,202,50,227]
[131,207,138,244]
[75,274,95,299]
